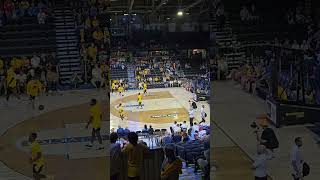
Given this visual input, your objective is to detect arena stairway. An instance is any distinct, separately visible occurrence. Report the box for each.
[127,66,136,89]
[54,0,81,85]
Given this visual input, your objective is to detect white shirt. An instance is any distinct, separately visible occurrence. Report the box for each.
[200,107,206,118]
[199,130,207,139]
[189,109,195,118]
[290,145,303,173]
[181,123,187,130]
[31,56,40,68]
[192,125,199,132]
[253,153,268,177]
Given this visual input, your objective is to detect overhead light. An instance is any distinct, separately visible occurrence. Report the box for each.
[177,10,183,16]
[124,13,129,16]
[186,12,190,15]
[166,17,170,20]
[133,13,137,16]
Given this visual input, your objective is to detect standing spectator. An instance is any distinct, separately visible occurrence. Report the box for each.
[110,132,121,180]
[91,65,103,89]
[188,106,195,127]
[87,43,98,64]
[16,70,27,95]
[255,123,279,159]
[252,145,268,180]
[240,6,250,21]
[291,137,304,180]
[160,144,182,180]
[122,132,149,180]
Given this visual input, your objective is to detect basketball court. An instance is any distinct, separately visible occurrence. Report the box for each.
[110,87,210,135]
[0,90,109,180]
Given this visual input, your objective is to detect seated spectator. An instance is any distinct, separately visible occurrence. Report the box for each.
[16,70,27,95]
[181,121,188,131]
[31,54,41,69]
[192,122,200,132]
[172,133,182,143]
[91,64,103,89]
[117,126,125,135]
[37,10,46,24]
[124,127,130,137]
[91,16,99,28]
[87,43,98,63]
[142,124,148,132]
[240,6,250,21]
[162,132,174,145]
[110,132,121,180]
[148,125,154,135]
[161,144,182,180]
[292,40,300,49]
[19,0,30,16]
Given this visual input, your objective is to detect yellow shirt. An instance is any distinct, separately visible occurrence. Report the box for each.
[92,19,99,27]
[278,86,288,100]
[87,46,97,59]
[122,143,148,177]
[143,83,147,90]
[93,31,104,40]
[80,29,85,43]
[0,59,3,70]
[90,104,102,129]
[27,80,42,97]
[31,141,45,166]
[6,68,16,88]
[118,86,124,93]
[119,105,124,114]
[137,94,142,103]
[111,83,116,89]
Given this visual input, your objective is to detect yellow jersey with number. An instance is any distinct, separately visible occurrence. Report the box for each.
[90,104,102,129]
[31,141,45,166]
[137,94,142,103]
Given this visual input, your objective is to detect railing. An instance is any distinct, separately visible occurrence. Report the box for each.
[117,148,164,180]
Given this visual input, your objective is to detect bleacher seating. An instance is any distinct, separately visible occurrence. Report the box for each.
[110,68,128,79]
[176,140,206,166]
[0,17,56,57]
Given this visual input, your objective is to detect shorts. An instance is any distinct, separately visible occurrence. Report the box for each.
[143,89,147,93]
[138,102,142,106]
[33,164,44,174]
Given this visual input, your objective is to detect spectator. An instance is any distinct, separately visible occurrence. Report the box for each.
[240,6,250,21]
[37,10,46,24]
[16,70,27,95]
[192,122,200,133]
[162,132,173,145]
[31,54,41,68]
[87,43,98,63]
[160,144,182,180]
[91,64,103,89]
[252,145,268,180]
[291,137,304,180]
[148,125,154,134]
[110,132,121,180]
[181,121,188,131]
[117,126,124,135]
[197,149,210,180]
[122,132,149,180]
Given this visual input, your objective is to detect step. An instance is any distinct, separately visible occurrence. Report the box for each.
[56,39,78,43]
[60,66,81,71]
[57,47,78,51]
[57,54,80,59]
[60,62,80,67]
[59,71,78,76]
[56,36,77,40]
[54,10,72,13]
[57,51,79,55]
[55,25,75,29]
[54,16,74,19]
[55,22,75,26]
[56,29,75,32]
[57,43,78,47]
[54,19,74,23]
[59,58,80,63]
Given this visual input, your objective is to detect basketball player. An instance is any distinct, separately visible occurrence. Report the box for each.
[118,84,124,96]
[27,78,43,110]
[143,82,147,95]
[111,81,116,94]
[5,67,19,104]
[85,99,104,150]
[118,103,125,120]
[137,93,143,109]
[29,132,46,180]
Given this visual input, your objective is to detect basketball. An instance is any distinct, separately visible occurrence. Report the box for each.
[38,105,45,111]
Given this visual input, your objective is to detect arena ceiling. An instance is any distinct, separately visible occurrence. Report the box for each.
[109,0,212,19]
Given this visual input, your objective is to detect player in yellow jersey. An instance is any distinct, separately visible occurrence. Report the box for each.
[29,132,46,180]
[118,84,124,96]
[111,81,116,94]
[118,103,125,120]
[85,99,104,150]
[27,78,43,109]
[143,82,147,95]
[137,93,143,109]
[6,67,19,103]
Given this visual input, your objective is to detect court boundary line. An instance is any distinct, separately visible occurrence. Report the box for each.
[212,120,273,180]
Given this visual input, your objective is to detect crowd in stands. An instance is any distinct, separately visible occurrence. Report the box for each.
[240,3,259,23]
[0,0,52,26]
[74,0,110,89]
[0,53,59,102]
